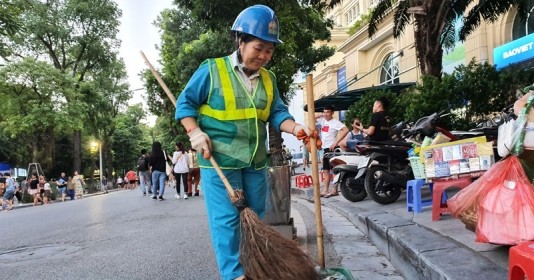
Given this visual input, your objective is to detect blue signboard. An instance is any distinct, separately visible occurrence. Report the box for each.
[494,33,534,70]
[337,66,347,93]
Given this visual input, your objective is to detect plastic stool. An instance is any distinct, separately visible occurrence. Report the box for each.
[431,176,472,221]
[295,175,305,188]
[509,241,534,280]
[295,175,312,188]
[406,179,434,213]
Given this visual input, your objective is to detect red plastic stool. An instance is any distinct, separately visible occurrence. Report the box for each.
[509,241,534,280]
[295,175,305,188]
[305,175,312,187]
[295,175,312,188]
[431,176,472,221]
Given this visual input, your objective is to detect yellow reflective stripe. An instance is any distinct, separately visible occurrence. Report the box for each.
[199,105,258,120]
[257,69,273,121]
[214,58,236,111]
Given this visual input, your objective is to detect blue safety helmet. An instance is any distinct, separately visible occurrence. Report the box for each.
[231,5,283,44]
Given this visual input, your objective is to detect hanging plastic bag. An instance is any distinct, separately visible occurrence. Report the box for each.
[497,119,518,157]
[448,157,508,218]
[475,156,534,245]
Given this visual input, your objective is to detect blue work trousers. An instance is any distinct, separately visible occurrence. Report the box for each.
[201,166,267,280]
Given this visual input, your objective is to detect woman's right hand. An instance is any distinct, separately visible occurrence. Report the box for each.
[188,127,211,159]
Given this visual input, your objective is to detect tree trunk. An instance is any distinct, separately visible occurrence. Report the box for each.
[73,130,82,173]
[44,127,55,174]
[414,16,444,79]
[268,124,285,166]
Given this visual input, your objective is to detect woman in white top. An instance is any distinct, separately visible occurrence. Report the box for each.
[171,141,189,199]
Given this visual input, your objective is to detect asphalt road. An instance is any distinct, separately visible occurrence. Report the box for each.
[1,189,220,280]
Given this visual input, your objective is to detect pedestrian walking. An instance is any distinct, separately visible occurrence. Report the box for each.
[187,148,201,196]
[66,176,75,200]
[1,172,16,211]
[137,148,150,195]
[73,171,85,199]
[56,172,68,202]
[175,5,311,279]
[171,141,189,199]
[125,169,137,190]
[148,141,168,201]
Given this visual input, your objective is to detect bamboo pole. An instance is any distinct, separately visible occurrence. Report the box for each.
[306,73,325,269]
[140,51,176,107]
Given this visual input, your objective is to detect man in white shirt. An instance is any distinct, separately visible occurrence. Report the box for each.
[316,105,349,197]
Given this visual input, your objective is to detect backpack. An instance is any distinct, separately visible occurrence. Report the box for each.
[137,156,147,172]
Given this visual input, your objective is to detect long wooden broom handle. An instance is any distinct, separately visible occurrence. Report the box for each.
[140,51,236,198]
[140,51,176,108]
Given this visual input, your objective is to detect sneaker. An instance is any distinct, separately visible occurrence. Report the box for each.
[151,196,157,200]
[143,192,146,196]
[175,194,180,199]
[158,196,164,201]
[194,192,200,196]
[184,193,188,199]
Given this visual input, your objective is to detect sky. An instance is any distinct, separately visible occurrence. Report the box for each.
[115,0,175,125]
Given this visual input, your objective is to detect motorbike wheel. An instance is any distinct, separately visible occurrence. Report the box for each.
[339,174,367,202]
[364,165,402,205]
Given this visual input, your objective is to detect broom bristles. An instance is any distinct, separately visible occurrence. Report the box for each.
[239,207,320,280]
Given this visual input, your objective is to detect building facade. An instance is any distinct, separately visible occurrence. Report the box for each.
[305,0,530,122]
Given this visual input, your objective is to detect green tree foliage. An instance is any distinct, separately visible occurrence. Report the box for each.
[345,62,534,132]
[0,0,25,57]
[2,0,123,173]
[112,105,146,176]
[0,0,127,177]
[0,58,81,172]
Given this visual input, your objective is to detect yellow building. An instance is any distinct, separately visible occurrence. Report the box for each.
[305,1,530,119]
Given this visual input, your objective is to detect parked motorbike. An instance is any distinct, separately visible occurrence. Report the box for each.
[355,113,456,205]
[330,148,367,202]
[331,121,409,203]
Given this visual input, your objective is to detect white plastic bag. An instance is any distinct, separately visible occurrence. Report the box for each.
[498,119,517,157]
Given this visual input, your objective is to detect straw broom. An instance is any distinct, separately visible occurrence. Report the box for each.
[141,51,320,279]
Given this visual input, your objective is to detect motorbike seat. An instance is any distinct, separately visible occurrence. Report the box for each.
[366,140,413,147]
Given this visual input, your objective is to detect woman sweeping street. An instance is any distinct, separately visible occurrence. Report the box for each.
[175,5,311,280]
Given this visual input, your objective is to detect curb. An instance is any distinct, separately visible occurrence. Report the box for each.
[292,187,508,280]
[12,188,121,210]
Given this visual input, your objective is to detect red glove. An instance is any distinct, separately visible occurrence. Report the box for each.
[297,129,322,151]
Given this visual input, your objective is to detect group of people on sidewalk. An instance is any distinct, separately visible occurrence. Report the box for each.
[0,170,87,212]
[134,142,201,201]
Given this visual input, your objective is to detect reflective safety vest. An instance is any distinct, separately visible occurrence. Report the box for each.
[197,56,274,169]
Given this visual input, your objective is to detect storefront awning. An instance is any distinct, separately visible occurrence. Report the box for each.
[303,82,416,112]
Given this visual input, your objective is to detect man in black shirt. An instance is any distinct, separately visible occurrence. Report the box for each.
[359,97,391,141]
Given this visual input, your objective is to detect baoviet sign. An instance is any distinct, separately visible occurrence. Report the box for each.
[494,33,534,70]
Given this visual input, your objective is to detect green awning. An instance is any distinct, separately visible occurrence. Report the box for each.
[303,82,416,112]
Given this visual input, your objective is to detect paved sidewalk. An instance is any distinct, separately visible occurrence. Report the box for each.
[290,166,509,280]
[292,197,404,279]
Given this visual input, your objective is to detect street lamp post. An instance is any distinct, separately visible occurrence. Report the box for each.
[92,141,105,193]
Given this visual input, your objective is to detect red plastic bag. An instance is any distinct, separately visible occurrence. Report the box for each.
[448,156,534,245]
[476,156,534,244]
